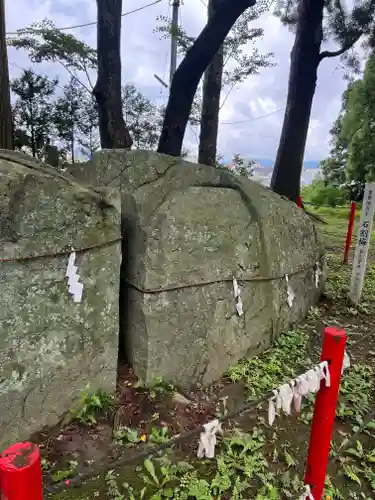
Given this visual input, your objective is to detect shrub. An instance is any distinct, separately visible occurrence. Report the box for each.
[301,180,350,207]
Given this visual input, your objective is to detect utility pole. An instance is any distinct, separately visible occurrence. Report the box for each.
[169,0,180,86]
[0,0,13,149]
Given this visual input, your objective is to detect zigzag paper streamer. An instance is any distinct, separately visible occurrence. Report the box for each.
[66,249,83,303]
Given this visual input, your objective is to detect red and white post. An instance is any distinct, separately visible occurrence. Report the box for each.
[304,327,347,499]
[343,201,356,264]
[0,442,43,500]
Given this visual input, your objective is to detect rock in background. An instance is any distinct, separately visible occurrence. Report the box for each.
[0,150,121,449]
[71,150,325,390]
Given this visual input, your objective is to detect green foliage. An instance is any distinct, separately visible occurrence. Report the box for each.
[117,429,274,499]
[301,179,350,207]
[321,52,375,196]
[122,84,162,150]
[113,426,143,446]
[52,77,84,161]
[11,69,58,158]
[71,384,114,425]
[7,18,102,158]
[155,1,273,81]
[346,55,375,183]
[51,460,78,483]
[227,328,310,399]
[154,1,274,126]
[10,66,168,162]
[275,0,375,64]
[7,19,96,90]
[149,426,170,444]
[11,69,101,162]
[74,92,100,158]
[230,154,255,178]
[337,363,373,420]
[215,154,255,179]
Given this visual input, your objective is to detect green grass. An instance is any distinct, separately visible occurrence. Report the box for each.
[309,205,375,261]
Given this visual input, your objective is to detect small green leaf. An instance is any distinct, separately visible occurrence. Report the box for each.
[144,459,159,485]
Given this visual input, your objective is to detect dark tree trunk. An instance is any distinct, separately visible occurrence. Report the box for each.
[198,0,224,166]
[270,0,324,202]
[157,0,255,157]
[0,0,13,149]
[93,0,133,149]
[30,114,36,158]
[71,128,75,163]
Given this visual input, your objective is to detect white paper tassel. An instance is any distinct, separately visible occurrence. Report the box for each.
[342,350,351,373]
[318,361,331,387]
[232,277,244,316]
[285,274,295,307]
[299,484,314,499]
[278,383,294,415]
[197,420,221,459]
[66,249,83,303]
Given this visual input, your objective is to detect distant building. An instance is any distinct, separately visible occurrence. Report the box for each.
[220,157,320,186]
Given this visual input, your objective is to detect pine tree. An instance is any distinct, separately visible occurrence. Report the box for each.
[11,69,57,158]
[53,78,84,162]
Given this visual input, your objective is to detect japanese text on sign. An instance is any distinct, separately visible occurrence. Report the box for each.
[349,183,375,305]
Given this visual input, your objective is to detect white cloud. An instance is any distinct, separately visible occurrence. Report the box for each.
[5,0,351,162]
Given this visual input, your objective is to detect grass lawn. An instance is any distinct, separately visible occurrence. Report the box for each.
[43,206,375,500]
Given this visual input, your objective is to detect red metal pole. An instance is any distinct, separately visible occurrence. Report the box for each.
[0,442,43,500]
[343,201,356,264]
[297,196,303,208]
[304,327,347,499]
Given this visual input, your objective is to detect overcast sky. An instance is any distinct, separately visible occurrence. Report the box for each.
[5,0,351,162]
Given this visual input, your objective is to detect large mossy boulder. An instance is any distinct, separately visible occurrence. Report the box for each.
[0,150,121,448]
[70,149,325,389]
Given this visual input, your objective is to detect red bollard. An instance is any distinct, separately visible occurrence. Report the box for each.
[304,327,347,499]
[343,201,356,264]
[0,442,43,500]
[297,196,303,208]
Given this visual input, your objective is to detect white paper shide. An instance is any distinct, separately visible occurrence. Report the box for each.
[66,249,84,303]
[268,361,331,427]
[232,277,244,316]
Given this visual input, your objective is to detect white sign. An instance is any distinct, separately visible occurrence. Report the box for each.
[349,183,375,305]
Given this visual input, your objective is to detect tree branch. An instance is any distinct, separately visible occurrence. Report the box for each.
[320,0,361,61]
[82,60,94,90]
[319,35,360,60]
[58,61,92,94]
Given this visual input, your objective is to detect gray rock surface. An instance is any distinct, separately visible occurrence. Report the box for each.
[70,149,325,389]
[0,150,121,449]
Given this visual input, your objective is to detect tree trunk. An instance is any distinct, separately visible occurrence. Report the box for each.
[71,128,75,163]
[198,0,224,166]
[30,115,36,158]
[93,0,132,149]
[0,0,13,149]
[270,0,324,202]
[157,0,255,157]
